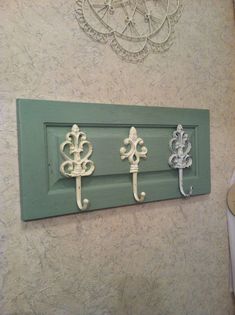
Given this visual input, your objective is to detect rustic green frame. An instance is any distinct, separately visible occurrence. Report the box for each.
[17,99,210,221]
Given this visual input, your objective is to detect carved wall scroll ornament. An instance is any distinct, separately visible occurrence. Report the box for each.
[168,124,193,197]
[75,0,182,63]
[120,126,148,202]
[60,124,95,210]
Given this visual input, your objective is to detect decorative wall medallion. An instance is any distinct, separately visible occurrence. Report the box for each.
[75,0,182,63]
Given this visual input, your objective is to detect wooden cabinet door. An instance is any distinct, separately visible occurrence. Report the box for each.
[17,99,210,220]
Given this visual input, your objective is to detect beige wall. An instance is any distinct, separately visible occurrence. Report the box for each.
[1,1,235,314]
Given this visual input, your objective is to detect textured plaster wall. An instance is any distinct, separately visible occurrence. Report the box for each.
[0,0,235,314]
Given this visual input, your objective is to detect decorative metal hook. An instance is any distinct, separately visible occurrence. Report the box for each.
[168,124,193,197]
[120,127,148,202]
[60,124,95,210]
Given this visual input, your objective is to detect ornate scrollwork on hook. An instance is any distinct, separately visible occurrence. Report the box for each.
[60,124,95,210]
[168,124,193,197]
[120,127,148,202]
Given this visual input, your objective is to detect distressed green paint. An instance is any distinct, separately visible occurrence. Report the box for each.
[17,99,210,221]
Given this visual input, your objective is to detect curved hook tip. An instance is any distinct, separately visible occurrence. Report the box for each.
[134,191,146,203]
[180,185,193,198]
[178,169,193,198]
[77,198,89,211]
[189,186,193,196]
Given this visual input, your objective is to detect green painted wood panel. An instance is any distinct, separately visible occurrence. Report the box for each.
[17,99,210,221]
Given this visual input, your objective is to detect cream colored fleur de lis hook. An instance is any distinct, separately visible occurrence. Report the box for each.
[168,124,193,197]
[120,127,148,202]
[60,124,95,210]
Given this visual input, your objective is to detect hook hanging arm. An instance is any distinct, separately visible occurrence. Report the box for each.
[132,172,146,202]
[60,124,95,211]
[120,127,148,203]
[169,124,193,198]
[178,168,193,198]
[76,176,89,210]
